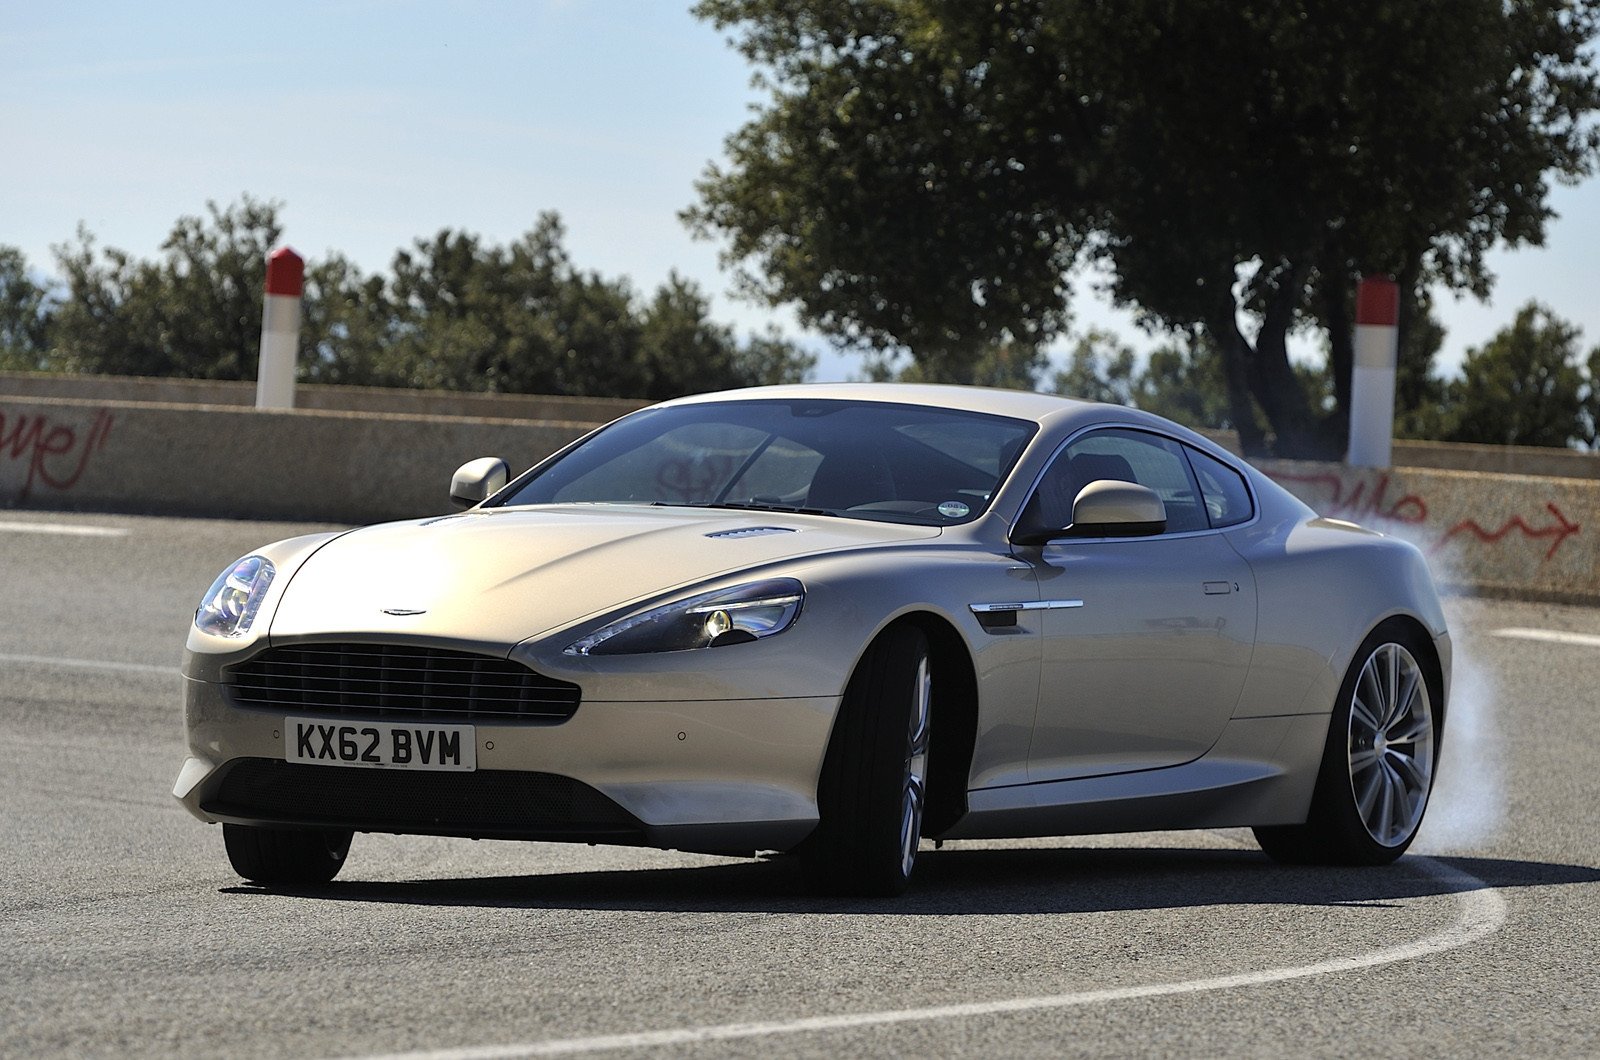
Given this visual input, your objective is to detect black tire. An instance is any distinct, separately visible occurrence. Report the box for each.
[223,823,353,884]
[1255,620,1442,866]
[801,624,932,897]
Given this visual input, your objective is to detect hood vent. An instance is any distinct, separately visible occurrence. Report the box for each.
[705,526,798,540]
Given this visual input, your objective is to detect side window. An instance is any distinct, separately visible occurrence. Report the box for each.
[1031,428,1208,534]
[1185,447,1255,528]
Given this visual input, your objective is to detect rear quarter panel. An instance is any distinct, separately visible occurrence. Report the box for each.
[1226,468,1448,720]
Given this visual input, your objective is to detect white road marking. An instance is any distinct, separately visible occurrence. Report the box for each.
[1491,627,1600,648]
[0,653,177,675]
[0,520,129,537]
[334,857,1505,1060]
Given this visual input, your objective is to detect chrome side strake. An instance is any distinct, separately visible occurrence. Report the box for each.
[970,599,1084,613]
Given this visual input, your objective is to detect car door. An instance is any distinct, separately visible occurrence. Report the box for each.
[1021,427,1258,783]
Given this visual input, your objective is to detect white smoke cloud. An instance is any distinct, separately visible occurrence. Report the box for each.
[1264,469,1509,852]
[1377,522,1506,852]
[1413,617,1505,851]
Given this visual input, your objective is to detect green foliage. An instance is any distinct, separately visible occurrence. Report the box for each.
[1052,330,1136,407]
[0,245,54,370]
[1046,329,1261,435]
[691,0,1600,457]
[26,199,812,399]
[1442,303,1598,448]
[732,329,823,388]
[887,339,1048,390]
[685,0,1084,381]
[50,197,281,379]
[1133,339,1256,434]
[637,273,816,399]
[1393,290,1450,440]
[1060,302,1600,451]
[297,253,393,387]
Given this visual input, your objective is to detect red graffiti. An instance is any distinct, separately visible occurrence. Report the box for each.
[1438,503,1581,562]
[0,409,114,500]
[1268,468,1582,563]
[1270,471,1428,524]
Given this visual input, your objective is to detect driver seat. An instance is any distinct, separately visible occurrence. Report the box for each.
[806,453,896,511]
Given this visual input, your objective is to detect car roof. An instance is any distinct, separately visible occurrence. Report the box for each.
[655,382,1092,424]
[649,382,1245,468]
[643,385,1228,457]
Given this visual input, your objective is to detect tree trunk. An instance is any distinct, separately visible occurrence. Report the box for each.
[1321,276,1353,458]
[1249,264,1334,460]
[1205,291,1268,457]
[1393,256,1424,408]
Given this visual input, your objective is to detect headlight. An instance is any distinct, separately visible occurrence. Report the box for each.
[565,578,804,656]
[194,555,276,638]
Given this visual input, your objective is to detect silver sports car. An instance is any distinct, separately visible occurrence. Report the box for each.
[173,384,1449,895]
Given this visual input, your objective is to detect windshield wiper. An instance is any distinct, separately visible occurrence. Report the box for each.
[652,501,835,517]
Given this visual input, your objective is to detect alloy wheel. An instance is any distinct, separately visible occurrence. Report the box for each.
[899,654,932,878]
[1346,642,1436,847]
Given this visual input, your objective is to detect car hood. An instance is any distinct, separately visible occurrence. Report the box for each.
[267,505,941,650]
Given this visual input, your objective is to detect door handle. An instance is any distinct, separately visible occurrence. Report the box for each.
[1203,581,1233,595]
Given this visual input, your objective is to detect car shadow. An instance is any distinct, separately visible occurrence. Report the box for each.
[220,845,1600,916]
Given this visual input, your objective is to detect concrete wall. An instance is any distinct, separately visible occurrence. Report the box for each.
[9,370,1598,479]
[1253,458,1598,605]
[1199,427,1600,480]
[0,370,649,425]
[4,381,1596,605]
[0,396,593,524]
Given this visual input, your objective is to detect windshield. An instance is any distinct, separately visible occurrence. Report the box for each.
[493,399,1038,526]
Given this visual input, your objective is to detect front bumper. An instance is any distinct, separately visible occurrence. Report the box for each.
[173,675,835,853]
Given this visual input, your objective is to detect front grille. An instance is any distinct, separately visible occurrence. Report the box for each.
[203,758,642,841]
[225,643,581,722]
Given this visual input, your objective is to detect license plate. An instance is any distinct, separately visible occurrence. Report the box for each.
[285,717,476,772]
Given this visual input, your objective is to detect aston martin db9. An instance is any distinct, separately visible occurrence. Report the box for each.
[173,384,1448,895]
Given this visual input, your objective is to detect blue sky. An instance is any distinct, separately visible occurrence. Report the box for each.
[4,0,1599,382]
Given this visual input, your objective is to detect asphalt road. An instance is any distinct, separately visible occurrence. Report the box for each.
[3,509,1598,1060]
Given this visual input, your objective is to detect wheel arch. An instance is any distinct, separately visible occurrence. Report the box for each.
[874,610,979,837]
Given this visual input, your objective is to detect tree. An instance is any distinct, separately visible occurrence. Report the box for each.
[297,252,395,387]
[1392,290,1450,440]
[1129,339,1243,434]
[638,273,816,398]
[1443,302,1598,447]
[1051,330,1136,407]
[377,216,645,395]
[691,0,1600,457]
[305,214,814,399]
[50,197,282,379]
[684,0,1088,383]
[36,199,813,399]
[1042,329,1259,435]
[0,246,54,370]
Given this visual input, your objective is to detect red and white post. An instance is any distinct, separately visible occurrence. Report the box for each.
[1347,275,1399,468]
[255,247,304,410]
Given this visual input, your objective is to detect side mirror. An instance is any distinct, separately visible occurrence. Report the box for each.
[450,457,509,508]
[1010,479,1167,545]
[1069,480,1166,536]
